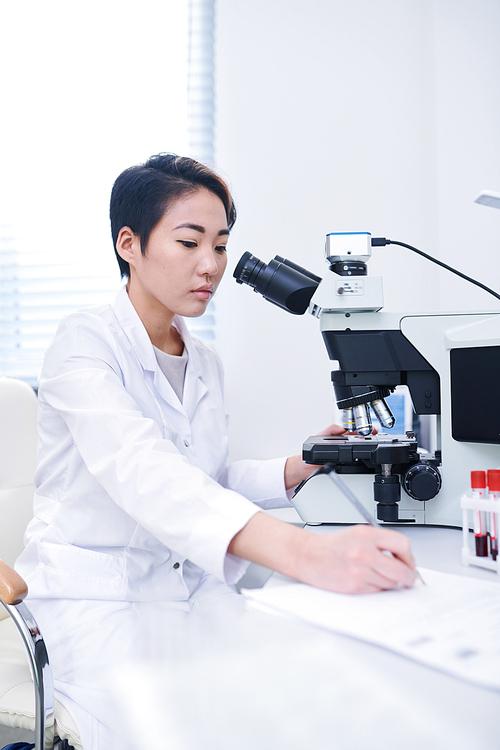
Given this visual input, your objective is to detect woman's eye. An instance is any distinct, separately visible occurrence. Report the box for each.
[180,240,197,249]
[215,245,227,254]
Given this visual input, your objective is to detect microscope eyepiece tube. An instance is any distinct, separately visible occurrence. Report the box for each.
[274,256,323,283]
[233,252,321,315]
[233,251,266,288]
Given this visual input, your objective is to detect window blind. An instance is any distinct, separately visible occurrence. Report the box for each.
[188,0,215,165]
[0,240,119,386]
[0,0,217,386]
[186,0,217,343]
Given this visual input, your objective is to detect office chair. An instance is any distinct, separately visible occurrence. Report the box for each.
[0,377,82,750]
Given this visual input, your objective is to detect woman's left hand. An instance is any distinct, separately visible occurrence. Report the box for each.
[284,423,346,490]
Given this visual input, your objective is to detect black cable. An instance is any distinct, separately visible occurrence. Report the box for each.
[371,237,500,302]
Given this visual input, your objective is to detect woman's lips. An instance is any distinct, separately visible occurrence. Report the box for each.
[192,286,214,300]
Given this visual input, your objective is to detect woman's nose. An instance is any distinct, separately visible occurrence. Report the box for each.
[199,249,219,277]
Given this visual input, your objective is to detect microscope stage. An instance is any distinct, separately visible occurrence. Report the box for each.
[302,434,420,470]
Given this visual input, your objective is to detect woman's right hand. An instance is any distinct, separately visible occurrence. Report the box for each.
[228,512,416,595]
[295,523,416,594]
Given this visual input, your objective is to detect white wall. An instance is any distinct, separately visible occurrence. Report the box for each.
[433,0,500,310]
[213,0,500,462]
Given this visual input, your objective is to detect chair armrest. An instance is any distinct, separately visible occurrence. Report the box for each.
[0,559,28,604]
[0,588,55,749]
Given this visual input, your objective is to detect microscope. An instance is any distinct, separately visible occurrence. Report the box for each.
[234,233,500,528]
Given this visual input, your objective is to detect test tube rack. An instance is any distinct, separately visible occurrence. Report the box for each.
[460,494,500,574]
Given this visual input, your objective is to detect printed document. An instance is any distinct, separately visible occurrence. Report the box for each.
[244,568,500,690]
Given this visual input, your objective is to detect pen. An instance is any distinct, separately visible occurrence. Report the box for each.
[320,464,426,585]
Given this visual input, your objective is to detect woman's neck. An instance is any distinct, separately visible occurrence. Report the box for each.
[152,325,184,356]
[126,281,184,355]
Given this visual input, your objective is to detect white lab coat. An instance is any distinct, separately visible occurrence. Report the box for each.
[17,286,291,601]
[15,286,292,748]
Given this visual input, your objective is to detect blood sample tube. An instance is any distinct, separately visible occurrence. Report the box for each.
[487,469,500,561]
[471,470,488,557]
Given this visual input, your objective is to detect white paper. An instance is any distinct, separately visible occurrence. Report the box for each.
[244,568,500,691]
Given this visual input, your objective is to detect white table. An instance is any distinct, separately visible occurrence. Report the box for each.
[305,518,500,580]
[113,516,500,750]
[240,507,500,587]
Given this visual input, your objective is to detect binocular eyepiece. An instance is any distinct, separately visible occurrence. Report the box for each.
[233,252,321,315]
[234,250,396,435]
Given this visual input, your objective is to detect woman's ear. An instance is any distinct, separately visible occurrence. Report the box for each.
[116,227,140,268]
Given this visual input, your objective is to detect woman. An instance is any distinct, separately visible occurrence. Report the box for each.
[16,154,416,748]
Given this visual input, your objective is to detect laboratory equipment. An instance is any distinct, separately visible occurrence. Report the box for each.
[461,494,500,574]
[234,233,500,527]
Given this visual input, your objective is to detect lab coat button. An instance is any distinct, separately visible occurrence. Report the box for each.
[173,562,180,569]
[183,439,189,447]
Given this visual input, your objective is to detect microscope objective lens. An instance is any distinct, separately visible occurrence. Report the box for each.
[353,404,373,436]
[343,408,355,432]
[371,398,396,429]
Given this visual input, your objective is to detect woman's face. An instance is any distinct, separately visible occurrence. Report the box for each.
[125,188,229,322]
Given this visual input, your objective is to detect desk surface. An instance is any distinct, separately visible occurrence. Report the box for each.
[113,516,500,750]
[240,507,500,588]
[306,517,500,581]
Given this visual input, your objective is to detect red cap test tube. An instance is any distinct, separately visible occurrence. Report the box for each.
[487,470,500,561]
[471,471,488,557]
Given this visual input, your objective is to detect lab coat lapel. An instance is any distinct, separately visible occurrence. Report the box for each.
[151,366,182,410]
[112,289,207,418]
[174,316,208,420]
[112,287,157,373]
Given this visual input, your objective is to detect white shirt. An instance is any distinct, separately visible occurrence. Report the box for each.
[153,342,188,402]
[16,287,291,602]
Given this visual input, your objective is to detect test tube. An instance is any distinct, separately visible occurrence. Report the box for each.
[487,469,500,561]
[471,470,488,557]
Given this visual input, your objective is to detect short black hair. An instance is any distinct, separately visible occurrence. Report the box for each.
[110,153,237,278]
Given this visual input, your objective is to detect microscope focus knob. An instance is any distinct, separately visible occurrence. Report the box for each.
[403,464,441,501]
